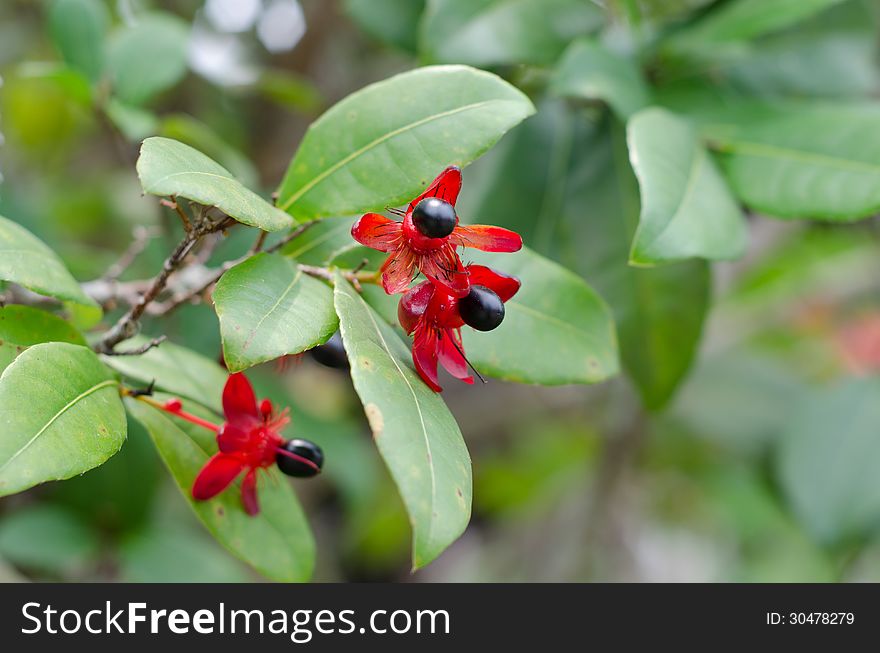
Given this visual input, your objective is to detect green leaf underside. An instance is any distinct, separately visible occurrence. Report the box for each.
[333,273,471,568]
[0,305,86,374]
[551,39,651,120]
[0,215,99,309]
[0,343,126,497]
[277,65,535,220]
[778,379,880,544]
[627,108,747,264]
[463,248,619,386]
[702,103,880,220]
[102,336,227,412]
[214,254,338,372]
[125,398,315,582]
[137,137,293,232]
[421,0,603,67]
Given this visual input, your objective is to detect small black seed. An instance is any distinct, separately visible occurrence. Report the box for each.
[458,285,505,331]
[412,198,456,238]
[277,438,324,478]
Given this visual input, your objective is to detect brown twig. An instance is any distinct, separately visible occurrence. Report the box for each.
[103,335,167,356]
[94,212,231,354]
[160,197,192,232]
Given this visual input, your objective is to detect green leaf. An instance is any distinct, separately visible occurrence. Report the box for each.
[463,248,619,385]
[672,0,847,46]
[626,108,748,264]
[277,65,535,220]
[421,0,603,66]
[102,337,227,412]
[551,39,651,120]
[778,379,880,543]
[281,217,357,264]
[48,0,109,83]
[334,273,471,568]
[214,254,338,372]
[106,13,189,106]
[137,137,293,231]
[126,398,315,582]
[704,103,880,221]
[0,215,99,310]
[344,0,426,53]
[0,505,99,574]
[0,305,85,374]
[0,343,126,497]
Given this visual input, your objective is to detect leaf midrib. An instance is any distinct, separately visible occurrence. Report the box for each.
[279,99,507,211]
[0,378,117,473]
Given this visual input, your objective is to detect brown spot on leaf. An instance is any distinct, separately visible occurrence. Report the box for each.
[364,403,383,438]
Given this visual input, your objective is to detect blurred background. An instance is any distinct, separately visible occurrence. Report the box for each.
[2,0,880,582]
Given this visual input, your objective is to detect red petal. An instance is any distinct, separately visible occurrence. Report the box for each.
[192,453,245,501]
[217,423,250,454]
[398,281,434,334]
[351,213,402,252]
[222,373,259,424]
[467,265,521,303]
[419,244,470,297]
[381,246,418,294]
[438,329,473,384]
[241,469,260,516]
[412,325,442,392]
[450,224,522,253]
[408,166,462,212]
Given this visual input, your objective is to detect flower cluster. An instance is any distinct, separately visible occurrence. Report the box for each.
[154,373,323,515]
[352,167,522,391]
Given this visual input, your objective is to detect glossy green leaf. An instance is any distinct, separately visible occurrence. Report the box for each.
[0,305,85,374]
[627,108,748,264]
[778,379,880,543]
[551,39,651,120]
[281,217,357,265]
[214,253,338,372]
[106,13,189,106]
[334,273,471,568]
[48,0,109,83]
[421,0,602,66]
[137,137,293,231]
[277,65,535,220]
[705,103,880,220]
[463,248,619,385]
[126,398,315,582]
[0,215,99,310]
[0,343,126,497]
[673,0,846,47]
[102,337,227,412]
[344,0,426,53]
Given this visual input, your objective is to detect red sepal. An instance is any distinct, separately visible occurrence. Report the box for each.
[192,453,245,501]
[450,224,522,253]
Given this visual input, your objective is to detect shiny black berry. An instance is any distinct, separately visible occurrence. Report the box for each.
[309,332,349,369]
[458,285,504,331]
[412,198,456,238]
[277,439,324,477]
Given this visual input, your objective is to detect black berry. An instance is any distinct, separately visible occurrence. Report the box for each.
[277,439,324,477]
[458,285,505,331]
[309,332,349,369]
[412,198,456,238]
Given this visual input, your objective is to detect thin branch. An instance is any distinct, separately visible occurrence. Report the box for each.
[250,230,268,254]
[103,335,167,356]
[160,197,192,232]
[265,220,319,255]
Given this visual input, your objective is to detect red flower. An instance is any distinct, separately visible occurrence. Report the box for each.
[398,265,520,392]
[351,166,523,296]
[156,373,323,516]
